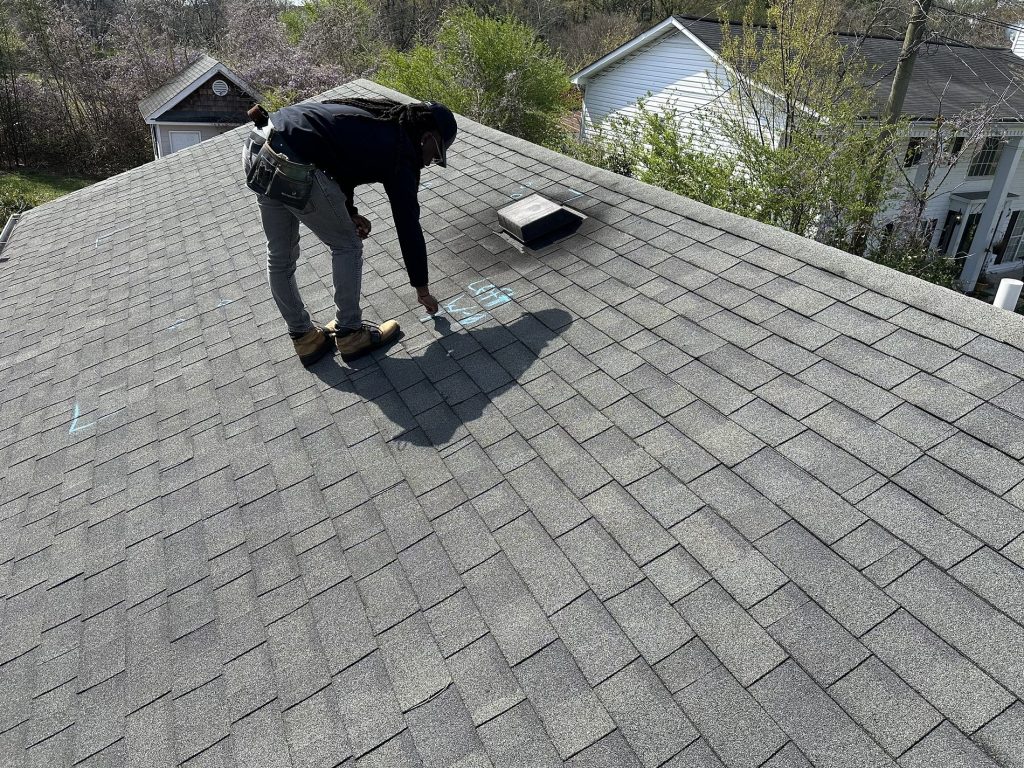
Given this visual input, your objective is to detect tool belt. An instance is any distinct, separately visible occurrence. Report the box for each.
[244,130,315,208]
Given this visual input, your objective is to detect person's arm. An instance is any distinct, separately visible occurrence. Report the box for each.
[384,165,428,289]
[340,181,358,216]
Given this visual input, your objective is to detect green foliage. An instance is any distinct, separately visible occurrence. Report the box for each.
[377,6,572,146]
[0,170,92,221]
[868,243,963,291]
[567,100,749,213]
[714,0,900,249]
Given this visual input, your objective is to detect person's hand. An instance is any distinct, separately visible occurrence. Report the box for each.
[416,286,439,315]
[351,214,371,239]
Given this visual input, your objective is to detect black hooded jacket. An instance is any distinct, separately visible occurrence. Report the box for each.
[269,102,428,288]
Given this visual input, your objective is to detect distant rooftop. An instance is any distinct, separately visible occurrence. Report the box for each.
[2,79,1023,767]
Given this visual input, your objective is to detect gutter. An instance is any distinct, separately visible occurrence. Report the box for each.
[0,212,20,261]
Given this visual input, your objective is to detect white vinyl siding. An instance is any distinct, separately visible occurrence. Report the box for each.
[581,32,726,143]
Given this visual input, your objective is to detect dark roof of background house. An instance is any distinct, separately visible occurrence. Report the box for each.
[137,54,237,120]
[668,16,1024,121]
[3,79,1024,767]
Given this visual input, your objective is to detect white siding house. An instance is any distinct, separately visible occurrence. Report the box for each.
[573,17,1024,292]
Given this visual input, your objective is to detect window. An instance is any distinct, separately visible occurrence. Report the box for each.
[905,138,924,167]
[968,137,1004,177]
[951,136,965,157]
[1001,211,1024,263]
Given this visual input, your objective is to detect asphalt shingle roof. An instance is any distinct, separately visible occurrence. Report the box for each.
[674,16,1024,121]
[137,54,221,120]
[3,78,1024,767]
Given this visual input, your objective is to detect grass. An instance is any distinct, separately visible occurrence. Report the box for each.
[0,170,94,222]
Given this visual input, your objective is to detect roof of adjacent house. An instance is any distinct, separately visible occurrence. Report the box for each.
[577,15,1024,122]
[3,79,1024,767]
[137,54,255,121]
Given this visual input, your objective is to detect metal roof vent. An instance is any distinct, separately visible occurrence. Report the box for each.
[497,193,583,245]
[212,79,229,96]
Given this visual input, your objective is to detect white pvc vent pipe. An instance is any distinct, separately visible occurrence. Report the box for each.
[993,278,1023,312]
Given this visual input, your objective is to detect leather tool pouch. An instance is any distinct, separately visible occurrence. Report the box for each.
[245,141,315,209]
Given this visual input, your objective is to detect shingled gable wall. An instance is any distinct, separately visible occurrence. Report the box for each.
[156,72,255,124]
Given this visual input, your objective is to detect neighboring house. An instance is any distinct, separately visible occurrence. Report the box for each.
[1,77,1023,768]
[572,16,1024,292]
[138,54,259,160]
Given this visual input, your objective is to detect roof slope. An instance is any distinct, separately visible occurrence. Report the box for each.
[3,79,1024,767]
[137,54,222,119]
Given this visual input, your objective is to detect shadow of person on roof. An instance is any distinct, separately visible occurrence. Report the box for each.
[308,308,572,447]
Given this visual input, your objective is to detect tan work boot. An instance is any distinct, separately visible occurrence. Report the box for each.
[291,326,333,367]
[329,320,401,361]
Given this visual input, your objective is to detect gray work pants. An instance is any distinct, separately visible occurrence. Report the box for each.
[245,143,363,334]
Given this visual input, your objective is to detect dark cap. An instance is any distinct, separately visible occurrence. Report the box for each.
[424,102,457,167]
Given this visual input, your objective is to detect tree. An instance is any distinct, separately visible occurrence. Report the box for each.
[377,5,572,146]
[710,0,901,248]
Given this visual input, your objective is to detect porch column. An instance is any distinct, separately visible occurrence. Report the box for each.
[961,135,1023,292]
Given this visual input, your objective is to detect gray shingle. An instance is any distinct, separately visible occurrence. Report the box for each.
[403,685,489,768]
[768,602,870,687]
[583,483,676,567]
[813,303,897,345]
[833,521,901,569]
[671,361,756,414]
[626,469,703,529]
[495,512,588,614]
[893,373,983,422]
[956,403,1024,461]
[929,431,1024,495]
[477,700,563,768]
[377,612,451,711]
[515,641,616,760]
[857,483,981,569]
[423,588,488,659]
[973,701,1024,768]
[607,580,694,664]
[757,521,897,635]
[950,547,1024,625]
[679,581,787,686]
[899,721,1000,768]
[530,426,612,498]
[506,459,590,537]
[816,335,916,389]
[566,731,644,768]
[735,449,865,544]
[636,424,719,484]
[894,457,1024,549]
[671,509,786,607]
[797,361,901,420]
[448,633,525,725]
[750,661,896,768]
[551,592,639,686]
[749,582,811,628]
[674,665,788,768]
[597,659,697,767]
[730,398,806,447]
[804,403,921,476]
[642,546,711,604]
[433,502,500,574]
[557,517,645,600]
[687,465,790,541]
[886,562,1024,698]
[890,307,978,349]
[935,355,1017,399]
[668,400,766,466]
[777,430,875,495]
[828,656,941,756]
[334,651,407,755]
[879,403,957,451]
[653,638,721,694]
[462,552,556,666]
